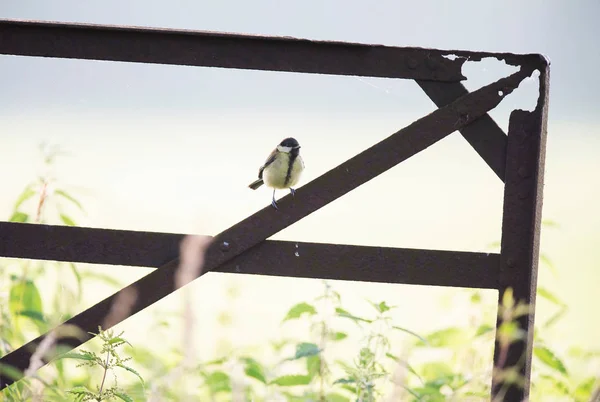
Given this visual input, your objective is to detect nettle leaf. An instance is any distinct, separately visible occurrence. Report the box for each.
[537,287,565,306]
[115,392,134,402]
[0,363,23,381]
[55,189,85,212]
[392,325,428,344]
[270,374,312,386]
[475,324,494,337]
[117,363,144,384]
[13,186,37,210]
[241,357,267,384]
[59,214,77,227]
[9,211,29,223]
[283,302,317,322]
[204,371,231,393]
[9,280,44,322]
[306,355,321,377]
[417,327,467,347]
[294,342,321,359]
[58,352,96,361]
[534,346,568,375]
[330,331,348,341]
[333,378,356,385]
[335,307,372,324]
[325,393,350,402]
[369,300,394,314]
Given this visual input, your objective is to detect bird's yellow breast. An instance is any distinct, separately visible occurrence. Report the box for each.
[263,153,304,189]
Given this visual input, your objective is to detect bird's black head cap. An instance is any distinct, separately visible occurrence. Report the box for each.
[280,137,300,148]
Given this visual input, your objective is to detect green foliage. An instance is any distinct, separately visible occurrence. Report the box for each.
[1,144,599,401]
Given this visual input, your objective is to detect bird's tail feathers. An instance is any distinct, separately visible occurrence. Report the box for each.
[248,179,264,190]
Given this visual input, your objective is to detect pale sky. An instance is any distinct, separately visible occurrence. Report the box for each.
[1,0,599,384]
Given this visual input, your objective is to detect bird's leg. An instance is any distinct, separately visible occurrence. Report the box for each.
[271,188,278,209]
[290,187,296,197]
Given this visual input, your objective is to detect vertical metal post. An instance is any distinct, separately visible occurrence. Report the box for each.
[493,67,549,401]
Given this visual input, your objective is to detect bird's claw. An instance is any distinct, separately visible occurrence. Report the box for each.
[271,199,279,210]
[290,188,296,197]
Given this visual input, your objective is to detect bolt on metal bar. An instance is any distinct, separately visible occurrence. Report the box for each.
[417,80,508,181]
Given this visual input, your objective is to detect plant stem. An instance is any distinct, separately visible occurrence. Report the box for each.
[98,350,110,399]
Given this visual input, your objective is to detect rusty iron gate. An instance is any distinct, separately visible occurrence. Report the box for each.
[0,19,549,401]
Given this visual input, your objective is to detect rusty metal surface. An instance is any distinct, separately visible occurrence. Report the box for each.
[0,222,500,288]
[417,80,507,181]
[0,19,467,81]
[0,68,535,388]
[492,65,550,401]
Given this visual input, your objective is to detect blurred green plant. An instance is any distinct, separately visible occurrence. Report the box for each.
[1,145,599,401]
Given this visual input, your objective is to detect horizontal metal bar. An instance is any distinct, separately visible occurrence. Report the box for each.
[217,241,500,289]
[0,222,499,289]
[417,80,508,181]
[0,222,182,267]
[0,67,532,389]
[0,19,466,81]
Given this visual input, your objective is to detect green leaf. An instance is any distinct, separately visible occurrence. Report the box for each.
[59,214,76,226]
[333,378,356,385]
[241,357,267,384]
[17,310,46,323]
[79,271,122,288]
[0,363,23,381]
[306,355,321,378]
[117,363,144,384]
[335,307,372,324]
[392,325,428,344]
[283,302,317,321]
[293,342,321,359]
[58,352,96,361]
[270,374,312,386]
[330,331,348,341]
[68,263,83,302]
[9,280,43,322]
[55,189,85,212]
[204,371,231,394]
[475,324,494,337]
[13,186,37,210]
[534,346,568,375]
[325,393,350,402]
[417,327,467,347]
[9,211,29,223]
[386,353,422,383]
[540,254,558,276]
[114,392,134,402]
[369,300,393,314]
[574,377,596,400]
[537,287,565,306]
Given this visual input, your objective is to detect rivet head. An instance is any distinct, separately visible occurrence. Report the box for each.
[507,258,516,267]
[426,58,438,70]
[518,167,529,178]
[220,241,231,252]
[407,58,418,69]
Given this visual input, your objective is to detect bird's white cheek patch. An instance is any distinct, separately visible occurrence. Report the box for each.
[277,145,292,153]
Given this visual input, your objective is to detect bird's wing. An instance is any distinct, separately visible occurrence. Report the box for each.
[258,149,277,179]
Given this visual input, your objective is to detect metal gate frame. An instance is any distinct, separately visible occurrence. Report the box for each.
[0,19,549,401]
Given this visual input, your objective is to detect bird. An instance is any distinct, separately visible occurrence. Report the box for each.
[248,137,305,209]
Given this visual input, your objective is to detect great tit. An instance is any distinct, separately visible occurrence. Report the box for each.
[248,137,304,209]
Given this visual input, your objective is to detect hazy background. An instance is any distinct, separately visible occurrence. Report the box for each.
[1,0,599,373]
